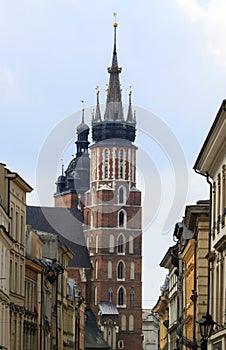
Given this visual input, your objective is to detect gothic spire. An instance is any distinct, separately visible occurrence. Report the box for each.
[127,88,135,123]
[104,17,124,121]
[94,86,101,122]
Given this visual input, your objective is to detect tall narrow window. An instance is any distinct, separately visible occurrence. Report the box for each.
[118,235,124,254]
[119,150,124,179]
[104,165,109,179]
[119,187,125,204]
[95,235,98,253]
[130,288,135,307]
[117,261,124,280]
[95,261,98,279]
[129,315,134,331]
[95,287,97,305]
[130,262,135,280]
[20,215,24,243]
[16,211,19,241]
[129,236,134,254]
[118,210,126,227]
[121,314,126,331]
[104,149,109,162]
[118,287,125,306]
[108,288,113,303]
[108,261,112,279]
[109,234,114,253]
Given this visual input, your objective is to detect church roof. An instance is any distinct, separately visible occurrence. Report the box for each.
[98,302,119,315]
[85,308,110,349]
[26,206,91,268]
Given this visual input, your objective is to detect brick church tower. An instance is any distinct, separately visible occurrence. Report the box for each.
[54,20,143,350]
[83,21,142,350]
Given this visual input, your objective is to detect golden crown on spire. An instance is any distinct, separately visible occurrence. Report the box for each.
[113,12,118,27]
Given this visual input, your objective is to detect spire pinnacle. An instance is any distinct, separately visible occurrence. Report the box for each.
[127,87,135,123]
[81,100,85,123]
[94,86,101,122]
[104,15,124,121]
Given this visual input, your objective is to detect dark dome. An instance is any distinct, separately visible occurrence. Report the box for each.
[77,122,89,133]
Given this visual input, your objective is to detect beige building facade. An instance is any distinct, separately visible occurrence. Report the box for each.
[194,100,226,350]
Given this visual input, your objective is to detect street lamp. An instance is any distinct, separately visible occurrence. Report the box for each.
[197,312,215,350]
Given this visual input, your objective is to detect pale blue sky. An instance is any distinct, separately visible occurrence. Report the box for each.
[1,0,226,307]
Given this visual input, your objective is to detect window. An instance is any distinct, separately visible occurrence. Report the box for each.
[117,261,124,280]
[118,235,124,254]
[130,262,135,280]
[108,261,112,279]
[129,235,134,254]
[91,212,94,228]
[104,149,109,162]
[104,165,109,179]
[130,288,135,307]
[129,315,134,331]
[118,287,125,306]
[95,261,98,279]
[119,149,124,162]
[119,150,124,179]
[94,287,97,305]
[118,340,124,349]
[118,210,126,227]
[119,187,125,204]
[16,211,19,241]
[108,288,113,303]
[20,215,24,243]
[120,166,123,179]
[95,235,98,253]
[121,315,126,331]
[109,234,114,253]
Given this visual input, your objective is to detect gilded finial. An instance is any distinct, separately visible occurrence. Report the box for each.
[113,12,118,27]
[96,86,100,95]
[129,86,132,96]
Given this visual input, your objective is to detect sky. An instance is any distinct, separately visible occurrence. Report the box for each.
[1,0,226,308]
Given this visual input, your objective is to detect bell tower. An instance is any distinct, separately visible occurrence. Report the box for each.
[84,19,142,350]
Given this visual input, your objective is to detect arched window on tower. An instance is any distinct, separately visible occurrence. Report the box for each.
[109,234,114,253]
[121,314,126,331]
[130,287,135,307]
[129,235,134,254]
[119,149,124,179]
[108,288,113,303]
[108,261,112,279]
[104,149,109,179]
[117,235,125,254]
[94,287,97,305]
[104,149,109,162]
[129,315,134,331]
[118,287,125,306]
[130,262,135,280]
[118,187,125,204]
[104,165,109,179]
[117,261,125,280]
[118,210,126,228]
[95,235,98,253]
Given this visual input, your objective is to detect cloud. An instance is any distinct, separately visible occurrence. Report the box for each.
[176,0,226,68]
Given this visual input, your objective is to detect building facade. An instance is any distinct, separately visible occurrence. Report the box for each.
[142,310,159,350]
[194,100,226,350]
